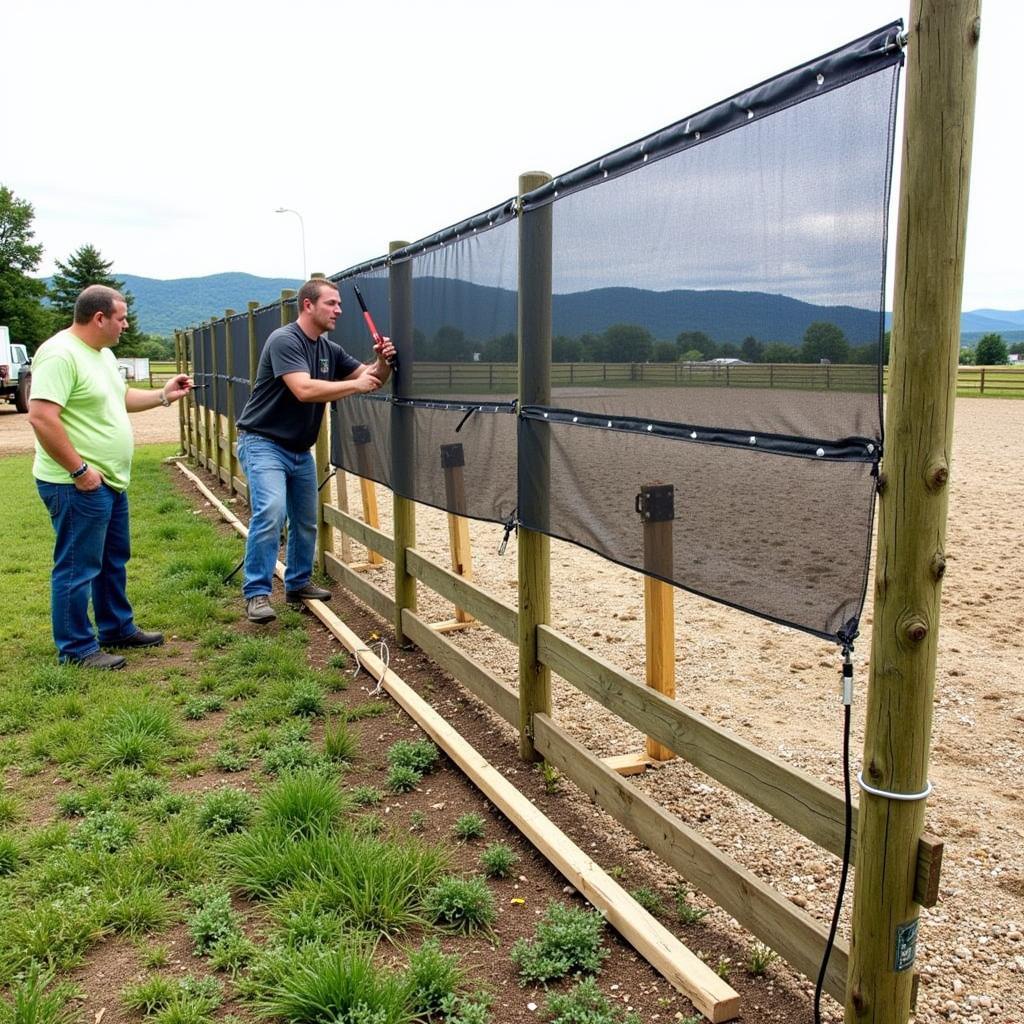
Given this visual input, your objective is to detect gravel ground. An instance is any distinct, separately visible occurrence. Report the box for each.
[325,397,1024,1024]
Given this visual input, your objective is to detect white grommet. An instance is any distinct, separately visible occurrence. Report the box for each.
[867,443,875,454]
[816,73,825,85]
[572,416,578,423]
[816,448,825,457]
[749,436,756,444]
[690,431,697,439]
[647,425,653,431]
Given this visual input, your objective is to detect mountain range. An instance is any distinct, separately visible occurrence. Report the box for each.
[95,272,1020,345]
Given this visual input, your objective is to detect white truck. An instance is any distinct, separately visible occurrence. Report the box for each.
[0,326,31,413]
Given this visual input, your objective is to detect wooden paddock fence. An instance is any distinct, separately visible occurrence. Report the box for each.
[174,301,943,1013]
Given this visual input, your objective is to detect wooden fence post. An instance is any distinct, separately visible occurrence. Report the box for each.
[202,322,214,474]
[604,483,677,776]
[434,442,476,630]
[210,318,224,487]
[224,310,238,495]
[517,170,553,762]
[642,484,677,762]
[307,273,333,574]
[390,239,417,645]
[175,331,186,455]
[351,426,384,567]
[847,3,980,1022]
[186,329,197,461]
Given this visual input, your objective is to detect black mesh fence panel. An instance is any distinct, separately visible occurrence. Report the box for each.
[228,312,251,411]
[254,305,280,355]
[213,320,228,416]
[183,24,901,644]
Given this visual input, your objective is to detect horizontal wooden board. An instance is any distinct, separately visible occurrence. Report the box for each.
[406,548,518,643]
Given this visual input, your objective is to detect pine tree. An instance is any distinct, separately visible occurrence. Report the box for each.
[49,243,144,346]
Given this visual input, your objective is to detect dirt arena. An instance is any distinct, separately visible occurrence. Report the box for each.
[4,396,1021,1022]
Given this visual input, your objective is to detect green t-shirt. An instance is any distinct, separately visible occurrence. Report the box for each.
[31,330,134,491]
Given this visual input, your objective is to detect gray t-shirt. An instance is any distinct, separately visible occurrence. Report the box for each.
[236,322,362,452]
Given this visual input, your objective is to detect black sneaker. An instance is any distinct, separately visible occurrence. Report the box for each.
[69,650,127,671]
[285,584,332,606]
[105,629,164,649]
[246,595,277,623]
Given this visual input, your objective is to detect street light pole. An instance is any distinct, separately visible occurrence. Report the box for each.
[274,207,307,282]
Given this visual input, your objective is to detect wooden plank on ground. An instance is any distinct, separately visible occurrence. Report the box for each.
[301,605,740,1023]
[406,548,518,642]
[533,714,848,1004]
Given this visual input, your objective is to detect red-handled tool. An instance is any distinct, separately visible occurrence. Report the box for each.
[353,285,396,370]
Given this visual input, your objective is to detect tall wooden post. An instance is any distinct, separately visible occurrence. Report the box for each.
[441,442,475,626]
[640,484,676,763]
[202,321,213,474]
[186,329,197,461]
[352,426,384,566]
[175,331,186,455]
[210,318,224,486]
[390,239,417,645]
[281,289,296,327]
[517,171,552,762]
[847,3,980,1022]
[247,300,259,395]
[224,310,238,495]
[309,273,333,573]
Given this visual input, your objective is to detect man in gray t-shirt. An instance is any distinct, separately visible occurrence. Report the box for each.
[236,278,395,623]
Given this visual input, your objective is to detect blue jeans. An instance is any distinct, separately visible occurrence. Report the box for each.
[36,481,136,661]
[237,432,318,599]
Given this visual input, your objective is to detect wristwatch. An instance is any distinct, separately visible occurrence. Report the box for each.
[70,463,89,479]
[159,389,171,407]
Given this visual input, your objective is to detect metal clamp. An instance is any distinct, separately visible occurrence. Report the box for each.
[856,772,933,802]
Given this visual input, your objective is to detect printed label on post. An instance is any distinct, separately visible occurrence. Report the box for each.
[894,918,919,972]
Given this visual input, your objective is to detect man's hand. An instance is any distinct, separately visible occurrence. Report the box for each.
[163,373,194,402]
[374,335,397,365]
[352,371,383,395]
[74,466,105,492]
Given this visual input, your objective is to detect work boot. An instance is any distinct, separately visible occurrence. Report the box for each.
[285,583,332,607]
[69,650,127,671]
[105,629,165,649]
[246,595,277,624]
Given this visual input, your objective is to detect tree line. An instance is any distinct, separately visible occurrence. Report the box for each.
[0,185,172,358]
[410,319,889,365]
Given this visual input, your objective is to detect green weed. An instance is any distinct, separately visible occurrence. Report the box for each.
[323,719,358,763]
[195,787,255,836]
[452,813,486,842]
[479,842,518,879]
[424,876,496,934]
[260,770,349,838]
[387,764,422,793]
[674,887,709,925]
[387,739,439,775]
[510,901,608,984]
[406,937,464,1019]
[545,978,641,1024]
[250,941,413,1024]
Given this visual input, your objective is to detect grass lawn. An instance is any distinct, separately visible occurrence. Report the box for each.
[0,448,516,1022]
[0,447,660,1024]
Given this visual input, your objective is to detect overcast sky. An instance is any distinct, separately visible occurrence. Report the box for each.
[2,0,1016,311]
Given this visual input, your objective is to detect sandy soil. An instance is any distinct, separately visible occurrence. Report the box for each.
[5,395,1021,1022]
[326,396,1024,1024]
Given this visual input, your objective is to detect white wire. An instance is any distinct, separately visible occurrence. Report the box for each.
[349,640,391,696]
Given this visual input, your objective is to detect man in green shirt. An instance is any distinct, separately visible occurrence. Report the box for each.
[28,285,193,669]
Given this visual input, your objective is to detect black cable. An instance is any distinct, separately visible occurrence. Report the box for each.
[814,699,853,1024]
